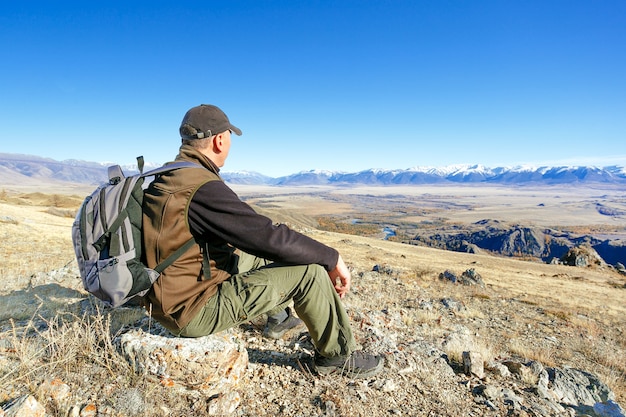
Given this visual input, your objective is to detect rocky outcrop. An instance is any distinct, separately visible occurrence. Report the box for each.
[409,220,626,267]
[118,328,248,415]
[471,359,625,416]
[560,244,605,267]
[438,268,485,286]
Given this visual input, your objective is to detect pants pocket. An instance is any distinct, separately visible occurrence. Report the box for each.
[230,271,282,324]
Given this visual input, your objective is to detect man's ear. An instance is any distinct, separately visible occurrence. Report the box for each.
[213,133,225,151]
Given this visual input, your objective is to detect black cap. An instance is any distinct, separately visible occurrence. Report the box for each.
[179,104,242,139]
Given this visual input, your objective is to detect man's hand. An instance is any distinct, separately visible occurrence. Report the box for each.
[328,254,351,298]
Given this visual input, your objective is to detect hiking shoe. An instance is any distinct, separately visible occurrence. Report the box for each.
[314,351,384,378]
[263,309,304,339]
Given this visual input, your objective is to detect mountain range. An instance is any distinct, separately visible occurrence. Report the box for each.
[1,152,626,186]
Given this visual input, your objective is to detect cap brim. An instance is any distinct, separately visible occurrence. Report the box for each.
[230,125,242,136]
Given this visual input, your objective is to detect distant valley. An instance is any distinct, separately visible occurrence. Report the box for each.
[2,152,625,268]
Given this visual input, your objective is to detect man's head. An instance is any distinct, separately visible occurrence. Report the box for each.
[179,104,241,168]
[179,104,242,140]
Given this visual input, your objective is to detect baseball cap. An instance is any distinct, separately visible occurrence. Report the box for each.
[179,104,242,139]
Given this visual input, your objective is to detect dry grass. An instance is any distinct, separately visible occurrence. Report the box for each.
[0,307,159,416]
[0,202,77,290]
[506,339,558,368]
[3,311,124,384]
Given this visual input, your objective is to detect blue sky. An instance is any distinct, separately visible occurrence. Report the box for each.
[1,1,625,177]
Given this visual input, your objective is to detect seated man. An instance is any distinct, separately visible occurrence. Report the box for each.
[141,104,383,378]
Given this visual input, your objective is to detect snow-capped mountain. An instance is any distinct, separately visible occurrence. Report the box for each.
[255,164,626,186]
[1,153,625,186]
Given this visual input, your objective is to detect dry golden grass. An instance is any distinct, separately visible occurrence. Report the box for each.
[317,230,625,317]
[0,202,77,290]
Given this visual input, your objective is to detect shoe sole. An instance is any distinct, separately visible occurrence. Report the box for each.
[263,329,290,339]
[314,358,384,379]
[262,321,305,339]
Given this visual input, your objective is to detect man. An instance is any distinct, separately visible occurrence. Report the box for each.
[141,104,384,378]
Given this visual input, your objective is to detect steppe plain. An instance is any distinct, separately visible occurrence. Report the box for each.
[0,181,625,416]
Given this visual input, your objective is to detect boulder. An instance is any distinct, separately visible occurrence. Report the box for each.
[459,268,485,286]
[547,366,614,407]
[119,328,248,415]
[438,270,458,283]
[560,244,605,267]
[462,351,484,378]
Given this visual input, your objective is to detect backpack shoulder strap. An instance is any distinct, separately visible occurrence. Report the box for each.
[140,160,203,274]
[154,237,196,274]
[141,161,202,178]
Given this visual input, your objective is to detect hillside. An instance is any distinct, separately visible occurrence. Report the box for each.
[0,191,625,416]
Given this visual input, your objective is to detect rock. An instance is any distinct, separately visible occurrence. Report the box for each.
[486,360,512,378]
[536,368,551,399]
[481,384,502,402]
[441,297,465,312]
[439,268,485,287]
[118,328,248,415]
[462,351,485,378]
[460,240,483,254]
[37,378,71,406]
[79,403,98,417]
[459,268,485,286]
[404,339,457,379]
[442,326,473,355]
[112,388,145,416]
[79,403,97,417]
[438,270,458,283]
[502,360,523,375]
[372,264,397,275]
[560,244,605,267]
[501,388,523,411]
[548,366,615,407]
[1,395,45,417]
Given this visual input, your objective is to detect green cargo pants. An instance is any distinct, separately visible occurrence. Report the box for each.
[180,252,357,358]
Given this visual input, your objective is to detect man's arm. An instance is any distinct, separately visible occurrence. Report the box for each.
[188,181,340,271]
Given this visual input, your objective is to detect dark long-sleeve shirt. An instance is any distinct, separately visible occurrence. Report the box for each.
[188,180,339,271]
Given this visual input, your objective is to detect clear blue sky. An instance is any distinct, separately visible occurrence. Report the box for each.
[1,1,625,177]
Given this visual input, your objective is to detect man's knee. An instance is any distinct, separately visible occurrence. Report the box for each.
[298,263,334,294]
[307,263,327,277]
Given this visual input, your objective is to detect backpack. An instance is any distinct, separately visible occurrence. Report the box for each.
[72,157,200,308]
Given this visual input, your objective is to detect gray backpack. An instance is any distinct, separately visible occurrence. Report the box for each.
[72,157,199,308]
